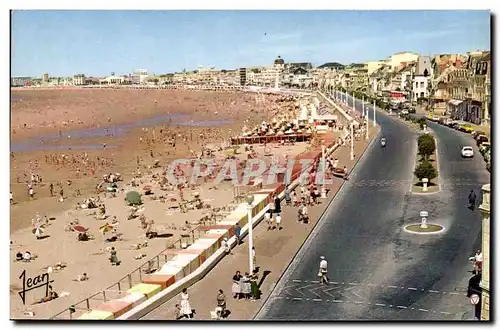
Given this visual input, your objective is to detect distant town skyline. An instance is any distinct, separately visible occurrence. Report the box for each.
[11,10,490,77]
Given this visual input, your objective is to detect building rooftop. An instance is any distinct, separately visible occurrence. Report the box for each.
[317,62,345,69]
[274,56,285,65]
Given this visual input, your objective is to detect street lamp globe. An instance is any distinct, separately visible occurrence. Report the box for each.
[246,194,255,205]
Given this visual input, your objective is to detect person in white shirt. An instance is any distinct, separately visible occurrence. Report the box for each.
[265,212,272,231]
[319,256,328,285]
[301,204,309,223]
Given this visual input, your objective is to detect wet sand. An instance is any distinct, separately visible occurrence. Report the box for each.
[10,89,273,233]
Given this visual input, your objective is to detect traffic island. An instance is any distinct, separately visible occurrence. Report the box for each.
[404,224,445,234]
[411,133,441,194]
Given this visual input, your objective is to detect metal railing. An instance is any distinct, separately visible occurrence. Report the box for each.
[50,217,220,320]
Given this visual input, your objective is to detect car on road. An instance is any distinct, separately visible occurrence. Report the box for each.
[472,131,486,139]
[461,146,474,158]
[479,143,490,155]
[476,135,489,146]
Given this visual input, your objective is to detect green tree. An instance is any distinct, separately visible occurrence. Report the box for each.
[418,134,436,160]
[414,160,437,181]
[417,117,427,130]
[418,133,435,147]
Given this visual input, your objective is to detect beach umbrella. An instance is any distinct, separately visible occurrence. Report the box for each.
[32,226,44,236]
[99,224,114,235]
[125,191,142,205]
[73,225,88,233]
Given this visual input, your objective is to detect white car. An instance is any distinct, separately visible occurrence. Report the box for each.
[461,146,474,158]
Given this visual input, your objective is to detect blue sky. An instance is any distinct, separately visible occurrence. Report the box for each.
[11,10,490,77]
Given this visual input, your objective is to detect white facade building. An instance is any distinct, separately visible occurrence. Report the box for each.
[412,75,430,100]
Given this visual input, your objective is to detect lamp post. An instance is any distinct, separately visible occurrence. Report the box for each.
[365,111,369,140]
[373,100,377,126]
[321,143,327,198]
[246,194,255,273]
[350,122,354,160]
[362,96,365,117]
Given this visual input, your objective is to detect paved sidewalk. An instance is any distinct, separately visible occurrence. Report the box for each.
[141,127,379,320]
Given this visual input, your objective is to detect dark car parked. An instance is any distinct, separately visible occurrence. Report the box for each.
[476,135,489,146]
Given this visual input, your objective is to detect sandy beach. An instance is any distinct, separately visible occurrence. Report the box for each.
[10,88,308,319]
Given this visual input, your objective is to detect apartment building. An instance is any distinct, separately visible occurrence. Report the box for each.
[11,76,32,87]
[73,74,86,86]
[468,52,491,125]
[388,52,419,72]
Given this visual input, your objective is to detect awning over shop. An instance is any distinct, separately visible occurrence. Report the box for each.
[448,99,463,106]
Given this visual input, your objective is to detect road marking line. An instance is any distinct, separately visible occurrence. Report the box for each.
[292,280,302,283]
[389,305,393,308]
[375,303,386,307]
[367,284,378,287]
[292,298,302,301]
[418,308,429,312]
[449,292,460,295]
[397,306,408,309]
[441,312,452,315]
[348,282,358,285]
[303,280,308,283]
[354,301,364,304]
[428,290,439,293]
[332,300,343,303]
[329,281,339,284]
[387,285,398,289]
[313,298,322,302]
[400,287,405,289]
[408,287,417,291]
[311,280,319,284]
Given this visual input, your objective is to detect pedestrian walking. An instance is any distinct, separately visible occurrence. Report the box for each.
[29,186,34,200]
[180,288,193,319]
[49,183,54,197]
[109,247,121,266]
[174,304,184,320]
[276,214,282,230]
[250,270,261,300]
[216,289,227,319]
[291,190,298,206]
[343,166,349,180]
[284,187,291,206]
[234,223,241,245]
[265,211,272,230]
[241,273,252,300]
[301,204,309,224]
[468,190,477,210]
[318,256,328,285]
[232,271,242,299]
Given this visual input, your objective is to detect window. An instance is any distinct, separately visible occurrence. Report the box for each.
[420,82,424,88]
[420,92,424,98]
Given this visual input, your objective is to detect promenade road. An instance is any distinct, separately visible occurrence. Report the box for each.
[256,93,490,320]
